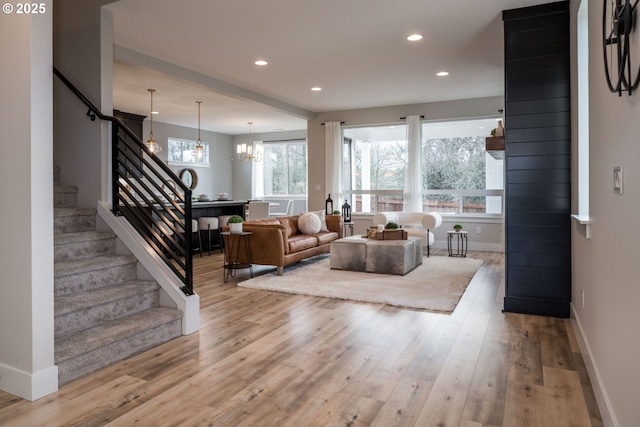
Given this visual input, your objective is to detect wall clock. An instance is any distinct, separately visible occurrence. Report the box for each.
[603,0,640,95]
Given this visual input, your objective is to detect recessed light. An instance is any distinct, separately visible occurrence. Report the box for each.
[151,111,159,115]
[436,71,449,77]
[254,60,268,66]
[407,34,423,41]
[311,87,322,92]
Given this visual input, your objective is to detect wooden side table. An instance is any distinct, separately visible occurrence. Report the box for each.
[447,230,468,257]
[221,231,254,283]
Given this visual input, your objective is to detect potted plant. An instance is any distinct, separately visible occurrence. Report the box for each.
[227,215,244,233]
[454,224,463,232]
[385,221,399,229]
[333,210,341,215]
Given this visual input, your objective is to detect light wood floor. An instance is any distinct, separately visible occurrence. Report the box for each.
[0,250,603,427]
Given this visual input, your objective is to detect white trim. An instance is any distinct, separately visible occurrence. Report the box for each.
[431,240,503,253]
[571,214,591,239]
[0,363,58,401]
[571,304,618,427]
[97,202,200,335]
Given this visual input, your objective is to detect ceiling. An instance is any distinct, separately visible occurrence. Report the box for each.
[106,0,552,135]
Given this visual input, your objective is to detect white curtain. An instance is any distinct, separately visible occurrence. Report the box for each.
[324,122,342,207]
[404,115,423,211]
[251,141,264,199]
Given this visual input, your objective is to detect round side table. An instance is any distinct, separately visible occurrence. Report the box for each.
[221,231,254,283]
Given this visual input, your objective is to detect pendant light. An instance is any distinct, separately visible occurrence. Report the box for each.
[192,101,204,161]
[146,88,162,154]
[236,121,263,162]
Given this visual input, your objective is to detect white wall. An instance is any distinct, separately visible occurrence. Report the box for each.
[570,1,640,426]
[141,121,233,199]
[53,0,115,207]
[0,0,58,400]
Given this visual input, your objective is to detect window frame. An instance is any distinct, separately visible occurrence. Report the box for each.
[342,118,505,217]
[167,137,210,168]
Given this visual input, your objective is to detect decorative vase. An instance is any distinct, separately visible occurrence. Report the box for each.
[229,223,243,233]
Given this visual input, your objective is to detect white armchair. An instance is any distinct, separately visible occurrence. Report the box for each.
[372,211,443,256]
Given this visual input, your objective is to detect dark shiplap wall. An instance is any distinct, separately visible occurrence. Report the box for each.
[502,1,571,318]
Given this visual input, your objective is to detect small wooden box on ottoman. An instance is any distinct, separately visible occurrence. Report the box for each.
[366,228,408,240]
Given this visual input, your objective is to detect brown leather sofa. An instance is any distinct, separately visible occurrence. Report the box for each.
[227,214,342,275]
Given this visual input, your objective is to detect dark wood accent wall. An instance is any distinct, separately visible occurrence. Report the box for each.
[502,1,571,318]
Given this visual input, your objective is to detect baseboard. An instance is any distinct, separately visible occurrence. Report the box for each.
[431,240,503,252]
[0,363,58,401]
[571,304,618,427]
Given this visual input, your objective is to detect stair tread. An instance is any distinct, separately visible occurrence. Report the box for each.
[55,280,159,316]
[54,207,97,217]
[55,230,116,245]
[54,254,137,278]
[55,307,183,363]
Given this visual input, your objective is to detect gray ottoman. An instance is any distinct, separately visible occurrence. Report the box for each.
[330,236,368,271]
[330,235,422,275]
[366,237,422,275]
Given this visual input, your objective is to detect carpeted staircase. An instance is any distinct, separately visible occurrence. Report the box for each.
[53,165,183,385]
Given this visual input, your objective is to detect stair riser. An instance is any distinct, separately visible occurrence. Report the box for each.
[57,319,182,385]
[55,290,160,337]
[54,192,78,209]
[55,238,116,262]
[54,215,96,234]
[55,263,138,296]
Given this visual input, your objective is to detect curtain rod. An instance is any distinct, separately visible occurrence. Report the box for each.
[400,115,425,120]
[320,121,346,125]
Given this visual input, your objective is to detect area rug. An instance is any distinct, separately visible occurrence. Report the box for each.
[237,255,483,312]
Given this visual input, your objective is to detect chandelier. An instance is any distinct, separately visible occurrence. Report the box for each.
[145,89,162,154]
[237,121,263,162]
[192,101,204,160]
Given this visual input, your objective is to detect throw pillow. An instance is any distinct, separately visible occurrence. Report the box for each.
[309,209,328,232]
[298,212,321,234]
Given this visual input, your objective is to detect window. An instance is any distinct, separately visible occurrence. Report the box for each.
[343,118,503,215]
[422,118,503,215]
[343,126,407,212]
[167,138,209,167]
[260,140,307,196]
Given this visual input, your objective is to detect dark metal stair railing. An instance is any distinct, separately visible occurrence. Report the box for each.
[53,66,194,295]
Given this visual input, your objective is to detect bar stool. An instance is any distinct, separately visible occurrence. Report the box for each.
[198,217,222,255]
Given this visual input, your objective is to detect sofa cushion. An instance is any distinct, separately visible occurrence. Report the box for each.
[288,234,319,253]
[298,212,321,234]
[316,231,339,245]
[278,216,300,237]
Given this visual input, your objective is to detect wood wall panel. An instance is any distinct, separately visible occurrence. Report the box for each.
[502,1,571,318]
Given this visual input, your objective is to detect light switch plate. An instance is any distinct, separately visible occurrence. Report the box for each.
[614,166,623,195]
